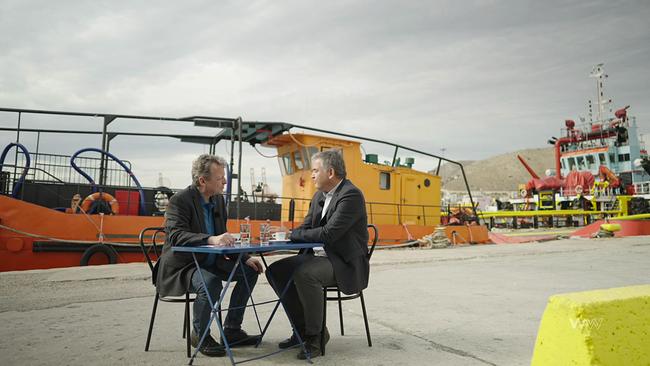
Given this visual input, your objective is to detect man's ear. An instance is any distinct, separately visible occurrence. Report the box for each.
[328,168,335,179]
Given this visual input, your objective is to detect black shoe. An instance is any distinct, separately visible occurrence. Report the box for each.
[297,331,329,360]
[322,326,330,349]
[278,333,301,349]
[190,330,226,357]
[222,328,261,347]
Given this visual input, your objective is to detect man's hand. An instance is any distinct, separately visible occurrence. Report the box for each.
[207,233,236,247]
[245,257,264,274]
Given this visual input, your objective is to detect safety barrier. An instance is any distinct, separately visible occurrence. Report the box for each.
[531,285,650,365]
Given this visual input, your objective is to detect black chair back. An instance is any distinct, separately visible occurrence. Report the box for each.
[367,224,379,259]
[138,226,165,273]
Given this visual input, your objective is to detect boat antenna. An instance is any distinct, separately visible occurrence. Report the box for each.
[589,63,611,123]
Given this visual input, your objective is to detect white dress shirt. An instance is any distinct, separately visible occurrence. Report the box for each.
[313,179,343,257]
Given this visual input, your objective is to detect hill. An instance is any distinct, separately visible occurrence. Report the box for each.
[435,147,555,192]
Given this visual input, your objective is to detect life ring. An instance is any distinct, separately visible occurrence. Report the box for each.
[80,244,118,266]
[520,189,528,198]
[80,192,120,215]
[575,185,584,195]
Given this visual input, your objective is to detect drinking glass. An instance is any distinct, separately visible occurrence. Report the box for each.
[260,223,271,246]
[239,223,251,247]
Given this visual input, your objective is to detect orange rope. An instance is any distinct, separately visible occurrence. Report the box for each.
[288,131,322,147]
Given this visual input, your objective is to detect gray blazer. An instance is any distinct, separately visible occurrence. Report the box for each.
[154,185,248,297]
[290,179,369,295]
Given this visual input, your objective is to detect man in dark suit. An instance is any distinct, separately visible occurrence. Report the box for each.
[266,149,369,359]
[155,154,263,357]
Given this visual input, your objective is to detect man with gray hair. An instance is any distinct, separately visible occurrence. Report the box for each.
[266,149,369,359]
[155,154,263,357]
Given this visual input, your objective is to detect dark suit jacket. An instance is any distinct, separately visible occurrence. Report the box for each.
[290,179,369,295]
[154,185,248,297]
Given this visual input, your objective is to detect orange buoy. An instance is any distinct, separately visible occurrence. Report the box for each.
[80,192,120,215]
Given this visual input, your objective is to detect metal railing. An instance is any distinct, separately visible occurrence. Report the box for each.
[1,151,133,191]
[633,182,650,195]
[272,195,442,226]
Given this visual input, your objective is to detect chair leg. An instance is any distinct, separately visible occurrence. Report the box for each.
[145,293,160,352]
[182,294,188,339]
[321,288,327,356]
[185,293,191,358]
[337,290,344,336]
[359,291,372,347]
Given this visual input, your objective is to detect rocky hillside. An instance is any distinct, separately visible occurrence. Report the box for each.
[435,147,555,192]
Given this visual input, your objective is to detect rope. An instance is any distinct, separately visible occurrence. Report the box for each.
[99,213,105,243]
[374,240,420,249]
[253,145,278,158]
[0,223,154,247]
[288,130,322,147]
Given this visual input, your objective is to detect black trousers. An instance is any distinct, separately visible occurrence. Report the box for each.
[266,254,336,336]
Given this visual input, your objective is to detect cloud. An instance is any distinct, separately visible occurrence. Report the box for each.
[1,0,649,192]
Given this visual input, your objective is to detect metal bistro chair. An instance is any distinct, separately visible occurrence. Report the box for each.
[138,226,195,358]
[321,224,378,354]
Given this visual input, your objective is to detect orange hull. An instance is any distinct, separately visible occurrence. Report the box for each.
[1,195,442,272]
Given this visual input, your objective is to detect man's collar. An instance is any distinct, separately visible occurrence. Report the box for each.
[322,179,344,197]
[198,192,214,206]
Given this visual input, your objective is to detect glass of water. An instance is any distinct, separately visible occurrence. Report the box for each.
[239,223,251,247]
[259,223,271,246]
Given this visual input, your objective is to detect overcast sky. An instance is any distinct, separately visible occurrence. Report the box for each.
[1,0,649,193]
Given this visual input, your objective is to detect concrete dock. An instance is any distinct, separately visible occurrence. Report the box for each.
[1,236,649,365]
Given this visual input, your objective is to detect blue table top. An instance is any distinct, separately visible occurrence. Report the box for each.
[171,242,322,254]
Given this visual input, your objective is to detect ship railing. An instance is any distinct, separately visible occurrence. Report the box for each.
[5,151,133,187]
[559,139,612,153]
[633,182,650,195]
[274,194,442,226]
[1,164,65,196]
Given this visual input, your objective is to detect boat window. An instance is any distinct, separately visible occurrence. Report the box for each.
[618,153,630,162]
[380,172,390,190]
[609,153,616,163]
[294,150,305,170]
[576,156,586,169]
[561,159,566,169]
[586,155,595,169]
[303,147,319,163]
[279,153,294,176]
[598,153,606,164]
[278,157,286,176]
[568,157,576,171]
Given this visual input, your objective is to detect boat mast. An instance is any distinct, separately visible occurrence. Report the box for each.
[589,63,611,123]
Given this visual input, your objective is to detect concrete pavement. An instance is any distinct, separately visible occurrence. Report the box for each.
[1,235,649,365]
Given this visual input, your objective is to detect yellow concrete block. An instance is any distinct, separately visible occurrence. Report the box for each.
[531,285,650,366]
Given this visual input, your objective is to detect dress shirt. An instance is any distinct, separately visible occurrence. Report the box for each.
[314,179,343,257]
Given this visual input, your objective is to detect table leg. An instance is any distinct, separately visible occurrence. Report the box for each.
[257,253,313,363]
[188,252,242,366]
[235,256,263,336]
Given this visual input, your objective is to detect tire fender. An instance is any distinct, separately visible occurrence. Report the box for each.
[80,244,118,266]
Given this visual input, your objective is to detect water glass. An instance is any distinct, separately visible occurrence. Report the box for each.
[259,223,271,246]
[239,223,251,247]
